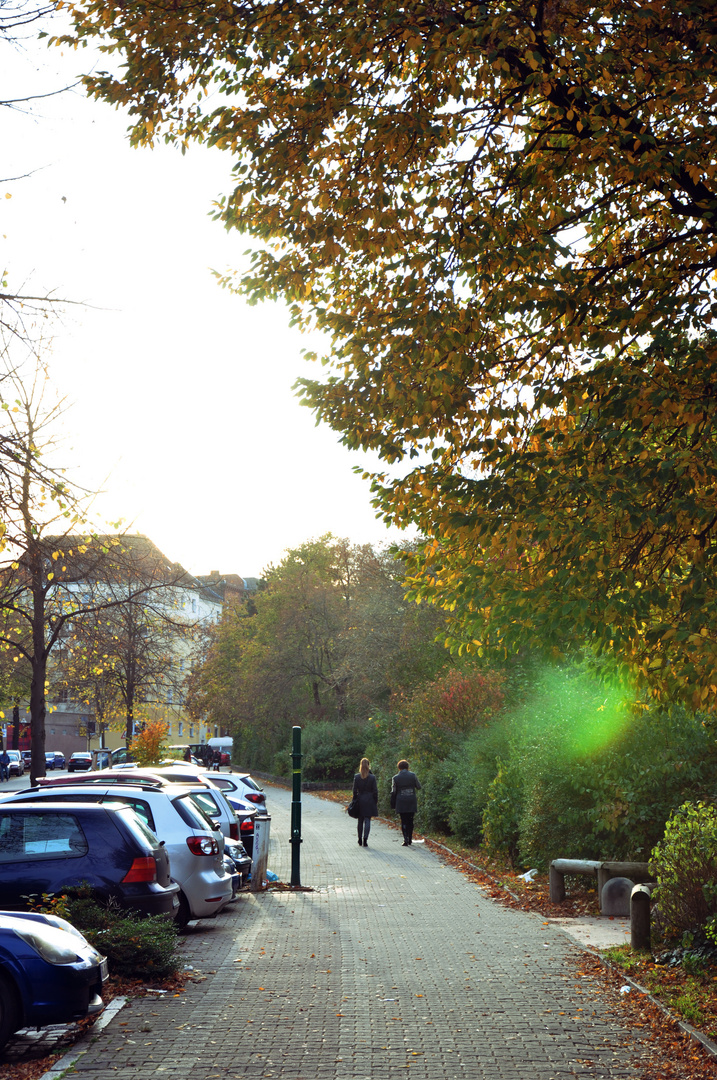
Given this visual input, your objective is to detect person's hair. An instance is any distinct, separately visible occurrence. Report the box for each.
[397,759,409,770]
[359,757,370,779]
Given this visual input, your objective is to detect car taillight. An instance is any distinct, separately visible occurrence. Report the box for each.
[122,857,157,883]
[187,835,219,856]
[240,819,254,833]
[230,823,239,841]
[245,793,263,804]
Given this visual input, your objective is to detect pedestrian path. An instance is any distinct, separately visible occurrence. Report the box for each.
[65,784,649,1080]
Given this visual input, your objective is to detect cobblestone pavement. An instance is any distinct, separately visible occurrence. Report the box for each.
[53,785,651,1079]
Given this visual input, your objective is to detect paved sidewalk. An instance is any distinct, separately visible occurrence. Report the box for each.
[61,785,650,1080]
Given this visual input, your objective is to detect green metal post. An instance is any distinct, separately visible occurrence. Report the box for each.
[290,725,302,887]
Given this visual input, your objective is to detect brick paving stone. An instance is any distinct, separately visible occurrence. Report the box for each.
[43,784,654,1079]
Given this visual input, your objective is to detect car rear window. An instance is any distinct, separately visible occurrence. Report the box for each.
[210,777,237,791]
[0,811,89,861]
[173,793,217,831]
[189,789,223,820]
[112,805,161,849]
[101,797,155,832]
[240,776,262,792]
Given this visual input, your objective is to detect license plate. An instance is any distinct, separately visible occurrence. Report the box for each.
[100,958,109,982]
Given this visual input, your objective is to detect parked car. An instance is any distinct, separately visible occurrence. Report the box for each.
[224,838,251,888]
[207,772,269,814]
[108,746,135,767]
[0,801,179,919]
[37,767,247,845]
[128,765,264,851]
[44,752,56,771]
[21,751,31,769]
[158,766,269,813]
[0,909,108,1049]
[68,752,93,772]
[50,752,66,770]
[4,782,234,928]
[7,751,24,777]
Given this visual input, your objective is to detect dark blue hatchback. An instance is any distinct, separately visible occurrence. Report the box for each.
[0,910,108,1048]
[0,802,180,919]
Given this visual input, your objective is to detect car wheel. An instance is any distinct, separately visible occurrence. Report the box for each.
[174,892,191,930]
[0,972,21,1050]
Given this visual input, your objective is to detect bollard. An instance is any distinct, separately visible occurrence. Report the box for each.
[631,885,652,951]
[289,725,302,887]
[549,864,566,903]
[250,815,271,892]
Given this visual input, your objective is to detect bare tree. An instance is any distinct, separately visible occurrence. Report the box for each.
[1,0,79,339]
[0,356,197,781]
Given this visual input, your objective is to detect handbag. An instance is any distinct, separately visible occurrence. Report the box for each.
[390,791,397,810]
[347,798,360,819]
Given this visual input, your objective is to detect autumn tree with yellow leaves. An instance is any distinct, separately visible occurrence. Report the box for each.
[58,0,717,706]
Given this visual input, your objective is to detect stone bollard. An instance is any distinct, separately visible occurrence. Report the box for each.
[631,885,652,951]
[601,876,634,917]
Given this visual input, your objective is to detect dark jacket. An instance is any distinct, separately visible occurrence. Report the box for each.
[391,769,421,814]
[353,772,379,818]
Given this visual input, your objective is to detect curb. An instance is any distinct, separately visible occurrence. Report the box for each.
[403,829,717,1064]
[592,955,717,1063]
[37,995,128,1080]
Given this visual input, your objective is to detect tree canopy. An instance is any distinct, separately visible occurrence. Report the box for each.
[58,0,717,704]
[187,536,448,765]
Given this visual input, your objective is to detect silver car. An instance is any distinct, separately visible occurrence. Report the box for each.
[6,750,24,777]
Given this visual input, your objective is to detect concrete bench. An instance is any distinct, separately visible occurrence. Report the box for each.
[549,858,652,912]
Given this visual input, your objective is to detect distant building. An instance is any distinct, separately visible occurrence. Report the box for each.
[196,571,259,606]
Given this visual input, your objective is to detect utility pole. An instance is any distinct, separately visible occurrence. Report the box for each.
[290,725,302,887]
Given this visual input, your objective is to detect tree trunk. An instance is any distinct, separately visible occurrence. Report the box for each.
[28,550,47,786]
[11,703,19,751]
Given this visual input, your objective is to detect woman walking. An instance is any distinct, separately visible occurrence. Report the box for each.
[352,757,379,847]
[391,759,421,846]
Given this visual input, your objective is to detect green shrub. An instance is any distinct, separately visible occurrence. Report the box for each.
[481,665,717,868]
[446,721,512,845]
[85,912,180,978]
[650,801,717,939]
[482,757,523,865]
[416,758,457,834]
[301,720,369,781]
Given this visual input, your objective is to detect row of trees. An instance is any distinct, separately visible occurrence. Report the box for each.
[187,532,717,870]
[57,0,717,712]
[187,535,449,773]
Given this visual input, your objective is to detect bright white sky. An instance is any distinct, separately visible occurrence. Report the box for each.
[1,19,407,579]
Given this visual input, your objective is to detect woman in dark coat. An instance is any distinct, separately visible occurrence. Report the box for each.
[391,759,422,846]
[353,757,379,847]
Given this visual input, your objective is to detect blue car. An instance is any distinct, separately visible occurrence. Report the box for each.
[0,802,180,919]
[0,909,108,1048]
